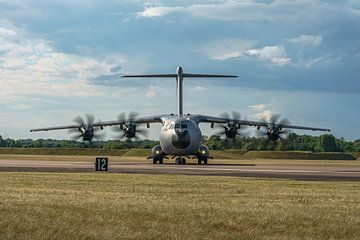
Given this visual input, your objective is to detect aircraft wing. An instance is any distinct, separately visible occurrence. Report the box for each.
[192,114,331,132]
[30,125,81,132]
[30,115,164,132]
[93,115,164,127]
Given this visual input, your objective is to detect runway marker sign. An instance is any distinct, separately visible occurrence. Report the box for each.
[95,157,108,171]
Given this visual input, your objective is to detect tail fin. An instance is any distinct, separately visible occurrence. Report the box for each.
[122,67,238,116]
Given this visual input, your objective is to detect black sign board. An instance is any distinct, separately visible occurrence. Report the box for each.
[95,157,108,171]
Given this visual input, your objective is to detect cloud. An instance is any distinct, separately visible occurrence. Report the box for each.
[199,38,256,61]
[136,0,351,23]
[246,46,291,66]
[255,110,273,122]
[0,27,17,36]
[287,34,322,46]
[200,39,291,66]
[137,6,184,17]
[298,57,325,68]
[193,86,207,91]
[145,86,156,97]
[0,27,126,101]
[249,104,266,111]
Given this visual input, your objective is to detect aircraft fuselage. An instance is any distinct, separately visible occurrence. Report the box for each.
[159,116,202,155]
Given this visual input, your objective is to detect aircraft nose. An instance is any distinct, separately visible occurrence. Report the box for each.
[172,129,190,149]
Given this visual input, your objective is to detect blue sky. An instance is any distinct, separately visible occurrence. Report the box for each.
[0,0,359,140]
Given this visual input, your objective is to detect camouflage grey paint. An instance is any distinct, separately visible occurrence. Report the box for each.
[159,115,202,155]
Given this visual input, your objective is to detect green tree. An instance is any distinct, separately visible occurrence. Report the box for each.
[316,134,338,152]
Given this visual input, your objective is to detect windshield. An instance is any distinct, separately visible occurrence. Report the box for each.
[174,119,188,129]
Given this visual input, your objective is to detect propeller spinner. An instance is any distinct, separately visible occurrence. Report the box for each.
[257,114,291,143]
[111,111,149,140]
[68,114,105,142]
[215,111,248,138]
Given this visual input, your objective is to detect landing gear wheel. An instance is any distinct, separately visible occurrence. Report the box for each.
[175,158,181,165]
[197,158,208,165]
[159,158,163,164]
[153,159,157,164]
[181,158,186,165]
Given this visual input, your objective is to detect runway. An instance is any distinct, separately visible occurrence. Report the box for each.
[1,158,360,181]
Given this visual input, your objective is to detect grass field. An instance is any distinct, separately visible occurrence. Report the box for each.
[245,151,357,160]
[0,147,359,160]
[1,172,360,240]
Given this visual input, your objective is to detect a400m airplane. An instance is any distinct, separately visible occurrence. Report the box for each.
[30,67,330,165]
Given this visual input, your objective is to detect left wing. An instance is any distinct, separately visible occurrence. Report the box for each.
[94,115,164,128]
[30,114,164,132]
[192,114,331,132]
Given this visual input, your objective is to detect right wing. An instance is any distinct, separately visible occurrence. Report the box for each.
[192,114,331,132]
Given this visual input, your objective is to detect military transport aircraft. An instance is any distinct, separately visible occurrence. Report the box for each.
[30,67,330,165]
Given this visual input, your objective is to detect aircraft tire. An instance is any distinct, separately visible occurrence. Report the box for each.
[153,159,157,164]
[181,158,186,165]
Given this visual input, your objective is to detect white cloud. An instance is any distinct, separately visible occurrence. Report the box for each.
[255,110,273,122]
[137,6,184,17]
[136,0,345,22]
[0,28,126,101]
[200,39,291,66]
[246,46,291,66]
[298,57,324,68]
[145,86,156,97]
[0,27,17,36]
[287,34,322,46]
[199,38,256,61]
[193,86,207,91]
[249,104,266,111]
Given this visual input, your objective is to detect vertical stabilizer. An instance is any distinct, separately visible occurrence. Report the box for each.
[122,67,237,117]
[176,67,184,116]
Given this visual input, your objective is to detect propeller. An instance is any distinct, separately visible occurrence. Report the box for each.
[256,114,291,143]
[215,111,248,138]
[111,111,149,140]
[68,114,105,141]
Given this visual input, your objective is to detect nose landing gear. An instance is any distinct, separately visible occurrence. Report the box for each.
[175,157,186,165]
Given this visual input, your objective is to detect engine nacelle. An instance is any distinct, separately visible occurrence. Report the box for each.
[151,145,164,160]
[197,145,209,160]
[122,122,136,138]
[225,122,238,138]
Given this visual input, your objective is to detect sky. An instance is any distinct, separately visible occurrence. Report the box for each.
[0,0,359,140]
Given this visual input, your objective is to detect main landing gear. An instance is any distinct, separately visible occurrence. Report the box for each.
[152,158,163,164]
[150,155,210,165]
[197,158,208,165]
[173,156,208,165]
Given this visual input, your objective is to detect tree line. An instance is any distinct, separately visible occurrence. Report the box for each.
[0,134,359,152]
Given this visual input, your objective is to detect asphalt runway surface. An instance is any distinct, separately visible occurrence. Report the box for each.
[1,158,360,181]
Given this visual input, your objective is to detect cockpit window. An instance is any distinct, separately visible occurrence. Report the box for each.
[174,119,188,129]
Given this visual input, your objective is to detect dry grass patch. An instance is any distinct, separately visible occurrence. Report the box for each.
[1,172,360,239]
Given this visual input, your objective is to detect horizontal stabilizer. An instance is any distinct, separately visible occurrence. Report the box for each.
[122,73,238,78]
[183,73,237,78]
[122,74,177,78]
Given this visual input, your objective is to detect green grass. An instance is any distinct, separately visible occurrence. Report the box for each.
[0,148,129,156]
[351,152,360,159]
[245,151,357,160]
[122,148,151,157]
[0,172,360,240]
